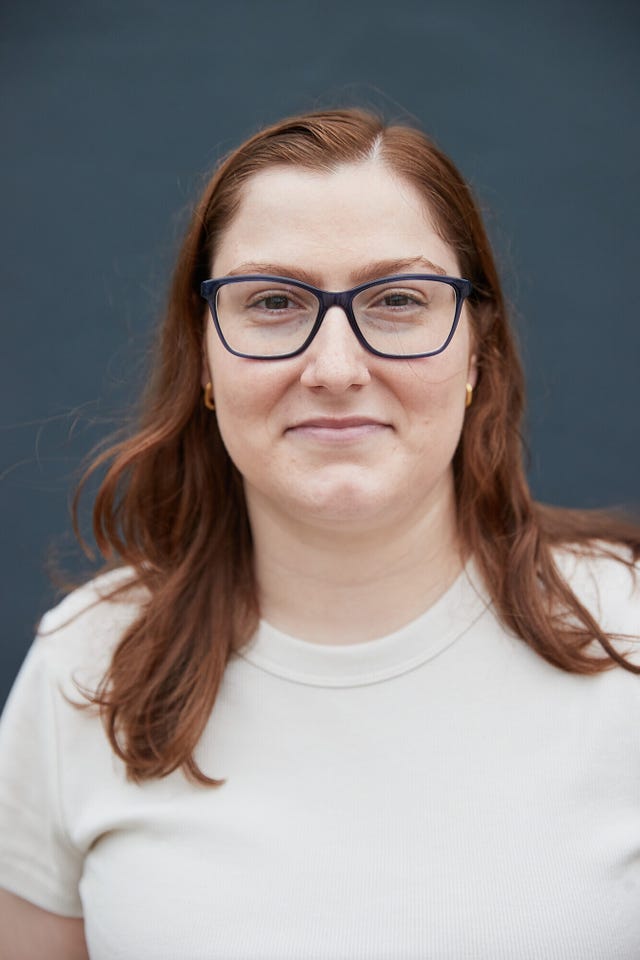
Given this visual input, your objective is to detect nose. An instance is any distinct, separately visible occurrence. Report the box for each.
[299,306,372,392]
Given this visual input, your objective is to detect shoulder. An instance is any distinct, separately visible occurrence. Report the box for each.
[553,543,640,654]
[38,565,146,632]
[33,566,149,693]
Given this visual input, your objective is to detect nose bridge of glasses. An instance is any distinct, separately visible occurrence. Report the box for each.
[315,288,358,327]
[310,288,363,348]
[303,297,371,376]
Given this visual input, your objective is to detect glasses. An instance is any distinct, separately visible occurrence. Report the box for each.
[200,273,473,360]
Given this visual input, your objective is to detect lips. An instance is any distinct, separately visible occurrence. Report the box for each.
[289,416,387,429]
[286,416,390,441]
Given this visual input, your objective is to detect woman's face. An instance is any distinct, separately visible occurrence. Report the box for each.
[203,160,477,534]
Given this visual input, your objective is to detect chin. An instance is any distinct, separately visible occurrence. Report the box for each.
[291,482,392,528]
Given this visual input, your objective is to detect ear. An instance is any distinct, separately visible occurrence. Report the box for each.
[467,351,478,389]
[201,336,212,389]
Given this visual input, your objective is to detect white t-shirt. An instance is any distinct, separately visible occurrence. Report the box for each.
[0,552,639,959]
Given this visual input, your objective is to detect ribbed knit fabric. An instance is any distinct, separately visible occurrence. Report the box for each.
[0,553,638,959]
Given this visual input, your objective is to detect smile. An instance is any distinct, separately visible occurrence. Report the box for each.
[286,417,391,443]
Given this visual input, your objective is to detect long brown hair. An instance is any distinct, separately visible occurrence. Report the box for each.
[72,109,640,785]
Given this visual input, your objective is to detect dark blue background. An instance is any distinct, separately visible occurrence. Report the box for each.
[2,0,639,705]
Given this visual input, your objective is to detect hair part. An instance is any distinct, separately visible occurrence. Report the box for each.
[70,108,640,785]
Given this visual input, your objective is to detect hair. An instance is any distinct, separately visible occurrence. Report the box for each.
[71,108,640,785]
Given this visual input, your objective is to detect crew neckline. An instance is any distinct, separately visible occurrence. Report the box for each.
[235,560,491,687]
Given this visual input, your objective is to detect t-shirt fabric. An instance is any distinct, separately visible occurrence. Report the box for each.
[0,553,639,959]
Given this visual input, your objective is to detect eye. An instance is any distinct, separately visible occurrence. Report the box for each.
[379,292,421,308]
[254,293,296,310]
[245,287,311,313]
[237,283,317,324]
[367,287,428,310]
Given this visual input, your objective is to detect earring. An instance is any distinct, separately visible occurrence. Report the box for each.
[203,382,215,411]
[465,383,473,408]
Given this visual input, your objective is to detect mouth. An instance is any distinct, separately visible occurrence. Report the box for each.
[286,416,391,443]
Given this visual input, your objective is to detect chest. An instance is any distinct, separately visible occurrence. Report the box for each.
[73,678,640,959]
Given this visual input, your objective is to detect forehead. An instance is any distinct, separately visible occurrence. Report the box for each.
[212,160,461,282]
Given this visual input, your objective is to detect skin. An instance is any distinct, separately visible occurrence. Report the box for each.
[203,159,477,643]
[0,890,88,960]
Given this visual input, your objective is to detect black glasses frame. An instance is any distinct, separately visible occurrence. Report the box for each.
[200,273,473,360]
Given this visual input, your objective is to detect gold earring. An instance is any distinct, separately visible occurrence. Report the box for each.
[203,382,215,411]
[465,383,473,408]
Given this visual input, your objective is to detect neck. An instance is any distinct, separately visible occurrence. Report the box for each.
[247,477,464,645]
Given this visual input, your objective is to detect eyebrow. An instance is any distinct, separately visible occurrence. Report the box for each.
[224,257,448,287]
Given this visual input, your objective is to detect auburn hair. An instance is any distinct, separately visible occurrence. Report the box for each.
[71,108,640,785]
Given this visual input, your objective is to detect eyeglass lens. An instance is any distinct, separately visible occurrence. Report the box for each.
[214,277,459,358]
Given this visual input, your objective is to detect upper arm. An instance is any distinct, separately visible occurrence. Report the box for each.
[0,638,86,925]
[0,889,88,960]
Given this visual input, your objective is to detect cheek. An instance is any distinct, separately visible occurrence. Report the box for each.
[392,348,470,464]
[208,349,293,456]
[211,380,265,482]
[398,342,471,413]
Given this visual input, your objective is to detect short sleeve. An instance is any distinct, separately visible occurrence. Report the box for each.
[0,634,84,917]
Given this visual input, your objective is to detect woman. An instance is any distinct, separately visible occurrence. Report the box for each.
[0,108,638,959]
